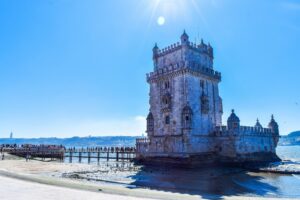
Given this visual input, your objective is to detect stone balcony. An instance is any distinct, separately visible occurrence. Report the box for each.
[147,63,221,82]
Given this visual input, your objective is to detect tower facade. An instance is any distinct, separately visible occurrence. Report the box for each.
[136,32,280,163]
[144,31,223,157]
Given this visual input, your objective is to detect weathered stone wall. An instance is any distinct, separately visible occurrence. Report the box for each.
[185,74,222,136]
[216,134,277,159]
[234,135,276,154]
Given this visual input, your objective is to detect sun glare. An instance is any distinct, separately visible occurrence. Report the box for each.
[150,0,193,25]
[157,16,165,26]
[142,0,206,30]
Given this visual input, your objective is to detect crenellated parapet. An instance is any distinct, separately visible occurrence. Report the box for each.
[136,137,150,156]
[136,137,150,144]
[146,62,221,83]
[153,41,213,59]
[215,111,279,138]
[153,42,181,58]
[215,125,273,137]
[239,126,273,135]
[152,31,215,72]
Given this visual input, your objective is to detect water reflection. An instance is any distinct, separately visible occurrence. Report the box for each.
[129,165,280,199]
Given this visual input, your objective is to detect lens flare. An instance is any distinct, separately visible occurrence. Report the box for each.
[157,16,165,26]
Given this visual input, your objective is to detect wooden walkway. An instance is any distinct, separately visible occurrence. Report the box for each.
[65,147,136,163]
[1,146,136,163]
[1,147,65,161]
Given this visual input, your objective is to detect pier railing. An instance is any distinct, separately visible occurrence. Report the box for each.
[64,147,136,163]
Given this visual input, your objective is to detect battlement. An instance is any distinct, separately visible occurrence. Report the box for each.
[154,40,213,58]
[136,137,150,144]
[216,125,273,136]
[147,62,221,82]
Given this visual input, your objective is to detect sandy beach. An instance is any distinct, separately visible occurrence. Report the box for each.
[0,155,205,200]
[0,175,151,200]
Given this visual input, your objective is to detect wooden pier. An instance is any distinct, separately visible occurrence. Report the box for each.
[65,147,136,163]
[1,146,65,161]
[1,145,136,163]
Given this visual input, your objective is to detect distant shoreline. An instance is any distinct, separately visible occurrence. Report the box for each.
[1,135,299,147]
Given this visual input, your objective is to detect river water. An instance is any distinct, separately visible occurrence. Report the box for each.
[61,146,300,198]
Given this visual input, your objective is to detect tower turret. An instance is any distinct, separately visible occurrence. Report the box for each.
[180,30,189,45]
[227,109,240,131]
[268,115,279,135]
[152,43,159,58]
[207,43,214,58]
[152,43,159,69]
[255,118,263,129]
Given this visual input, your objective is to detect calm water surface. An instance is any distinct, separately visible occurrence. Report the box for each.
[277,145,300,162]
[134,146,300,198]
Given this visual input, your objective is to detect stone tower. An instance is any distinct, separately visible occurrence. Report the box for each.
[145,31,223,156]
[136,32,280,163]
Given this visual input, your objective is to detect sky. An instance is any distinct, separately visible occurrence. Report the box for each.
[0,0,299,138]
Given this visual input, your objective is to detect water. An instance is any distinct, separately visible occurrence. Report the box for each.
[62,146,300,198]
[277,145,300,162]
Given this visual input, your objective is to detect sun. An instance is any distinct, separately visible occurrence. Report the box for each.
[157,16,165,26]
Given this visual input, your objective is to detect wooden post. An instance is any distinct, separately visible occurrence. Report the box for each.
[116,151,119,161]
[88,152,91,164]
[69,151,73,163]
[97,152,100,163]
[107,151,109,161]
[79,152,82,163]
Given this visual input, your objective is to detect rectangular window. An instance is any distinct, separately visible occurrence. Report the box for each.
[165,116,170,124]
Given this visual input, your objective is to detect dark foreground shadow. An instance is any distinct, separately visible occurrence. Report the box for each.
[127,164,278,200]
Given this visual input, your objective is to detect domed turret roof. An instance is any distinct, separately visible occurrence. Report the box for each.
[268,115,278,127]
[227,109,240,122]
[255,119,263,128]
[181,30,188,37]
[180,30,189,42]
[147,112,153,120]
[153,43,159,51]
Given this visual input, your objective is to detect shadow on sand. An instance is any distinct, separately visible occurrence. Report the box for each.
[127,164,278,199]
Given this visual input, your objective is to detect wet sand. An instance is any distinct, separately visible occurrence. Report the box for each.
[0,156,212,200]
[0,154,299,199]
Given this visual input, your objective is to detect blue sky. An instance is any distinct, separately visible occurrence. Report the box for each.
[0,0,299,138]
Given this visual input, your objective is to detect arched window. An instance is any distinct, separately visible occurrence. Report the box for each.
[182,106,193,129]
[162,93,171,109]
[201,94,209,114]
[146,112,154,132]
[164,81,170,89]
